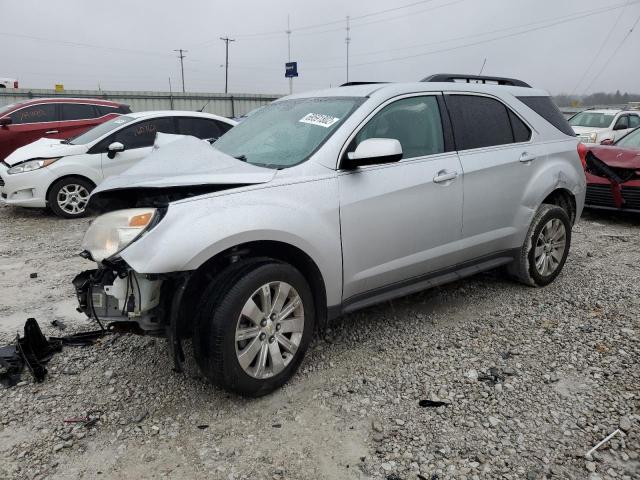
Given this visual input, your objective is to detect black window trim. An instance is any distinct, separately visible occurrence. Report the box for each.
[59,102,125,123]
[442,91,534,153]
[338,91,455,170]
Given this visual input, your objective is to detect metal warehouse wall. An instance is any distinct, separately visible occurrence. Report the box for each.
[0,89,282,117]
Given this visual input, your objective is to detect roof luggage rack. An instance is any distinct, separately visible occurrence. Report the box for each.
[421,74,531,88]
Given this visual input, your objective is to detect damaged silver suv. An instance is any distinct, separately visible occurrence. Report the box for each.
[74,75,586,397]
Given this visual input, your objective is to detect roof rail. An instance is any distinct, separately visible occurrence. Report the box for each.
[421,74,531,88]
[340,81,389,87]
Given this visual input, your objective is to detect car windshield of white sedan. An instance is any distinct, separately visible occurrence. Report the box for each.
[616,128,640,149]
[213,97,363,168]
[568,112,615,128]
[68,115,136,145]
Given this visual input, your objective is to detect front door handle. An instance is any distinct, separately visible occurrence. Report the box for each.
[519,152,536,163]
[433,170,458,183]
[45,130,59,134]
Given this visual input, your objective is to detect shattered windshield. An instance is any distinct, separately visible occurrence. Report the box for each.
[568,112,615,128]
[213,97,363,168]
[616,128,640,149]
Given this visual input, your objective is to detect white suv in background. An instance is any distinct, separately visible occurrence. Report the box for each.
[568,108,640,144]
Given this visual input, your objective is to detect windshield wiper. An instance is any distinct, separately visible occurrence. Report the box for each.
[234,154,248,162]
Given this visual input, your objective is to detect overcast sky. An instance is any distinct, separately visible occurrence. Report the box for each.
[1,0,639,95]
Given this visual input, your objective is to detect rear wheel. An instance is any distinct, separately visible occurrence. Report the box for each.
[193,261,314,397]
[507,204,571,287]
[47,176,94,218]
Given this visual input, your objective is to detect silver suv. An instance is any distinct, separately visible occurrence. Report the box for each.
[74,75,586,397]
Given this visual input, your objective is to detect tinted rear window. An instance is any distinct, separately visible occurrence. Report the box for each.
[517,96,574,136]
[446,95,513,150]
[61,103,97,121]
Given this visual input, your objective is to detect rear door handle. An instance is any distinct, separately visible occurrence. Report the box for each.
[519,152,536,162]
[433,170,458,183]
[45,130,59,134]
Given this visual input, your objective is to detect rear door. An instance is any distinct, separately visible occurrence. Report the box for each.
[97,117,177,178]
[3,103,60,154]
[176,117,222,142]
[339,94,463,301]
[444,93,544,260]
[59,103,103,139]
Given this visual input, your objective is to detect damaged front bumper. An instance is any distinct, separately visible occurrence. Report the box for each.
[73,267,167,335]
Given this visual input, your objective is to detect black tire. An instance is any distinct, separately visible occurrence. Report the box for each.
[193,261,315,397]
[47,176,94,218]
[507,204,572,287]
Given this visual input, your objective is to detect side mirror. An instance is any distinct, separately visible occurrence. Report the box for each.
[344,138,403,169]
[107,142,125,159]
[600,138,614,146]
[0,117,12,128]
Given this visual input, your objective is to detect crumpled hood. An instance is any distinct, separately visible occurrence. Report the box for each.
[91,135,275,196]
[3,137,88,166]
[587,145,640,169]
[572,126,607,135]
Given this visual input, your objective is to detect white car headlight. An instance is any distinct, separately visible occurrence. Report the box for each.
[81,208,158,262]
[588,132,598,143]
[7,157,60,174]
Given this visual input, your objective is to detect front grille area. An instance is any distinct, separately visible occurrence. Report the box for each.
[586,184,640,211]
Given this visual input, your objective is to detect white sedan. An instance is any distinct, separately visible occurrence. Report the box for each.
[0,111,236,217]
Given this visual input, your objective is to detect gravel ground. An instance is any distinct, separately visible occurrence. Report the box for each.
[0,203,638,480]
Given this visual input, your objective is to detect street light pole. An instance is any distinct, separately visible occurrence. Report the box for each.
[220,37,235,94]
[345,16,351,83]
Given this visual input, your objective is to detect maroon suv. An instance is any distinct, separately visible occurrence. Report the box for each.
[0,98,131,160]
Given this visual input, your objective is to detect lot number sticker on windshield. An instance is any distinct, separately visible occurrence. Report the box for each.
[299,113,340,128]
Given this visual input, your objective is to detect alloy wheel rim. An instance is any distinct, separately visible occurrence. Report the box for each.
[534,218,566,276]
[57,184,89,215]
[235,281,304,379]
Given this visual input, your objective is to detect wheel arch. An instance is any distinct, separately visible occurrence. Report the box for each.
[541,187,577,224]
[177,240,329,337]
[45,174,97,204]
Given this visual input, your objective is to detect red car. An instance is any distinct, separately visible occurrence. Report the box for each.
[581,126,640,212]
[0,98,131,161]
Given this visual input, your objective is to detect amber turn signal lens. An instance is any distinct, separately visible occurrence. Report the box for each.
[129,212,153,227]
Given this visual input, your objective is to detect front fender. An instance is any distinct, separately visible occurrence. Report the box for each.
[119,176,342,305]
[49,155,103,186]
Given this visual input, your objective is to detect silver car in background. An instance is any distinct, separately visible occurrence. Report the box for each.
[73,75,586,397]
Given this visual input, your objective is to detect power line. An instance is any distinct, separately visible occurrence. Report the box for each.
[220,37,236,93]
[174,49,188,92]
[571,0,631,94]
[581,13,640,94]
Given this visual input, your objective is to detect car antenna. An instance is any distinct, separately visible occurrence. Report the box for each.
[198,100,211,112]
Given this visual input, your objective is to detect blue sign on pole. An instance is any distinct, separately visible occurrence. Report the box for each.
[285,61,298,78]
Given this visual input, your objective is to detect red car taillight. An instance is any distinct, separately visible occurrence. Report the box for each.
[13,81,18,88]
[577,142,587,168]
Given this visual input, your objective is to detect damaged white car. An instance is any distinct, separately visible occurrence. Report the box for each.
[74,75,586,396]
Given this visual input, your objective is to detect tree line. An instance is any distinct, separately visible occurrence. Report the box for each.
[553,90,640,107]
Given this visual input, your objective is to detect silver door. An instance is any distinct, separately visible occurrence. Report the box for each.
[338,94,463,300]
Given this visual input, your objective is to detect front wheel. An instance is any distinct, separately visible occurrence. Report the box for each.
[507,204,572,287]
[47,176,94,218]
[193,261,315,397]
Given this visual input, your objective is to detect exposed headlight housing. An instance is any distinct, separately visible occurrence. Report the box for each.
[81,208,159,262]
[7,157,60,174]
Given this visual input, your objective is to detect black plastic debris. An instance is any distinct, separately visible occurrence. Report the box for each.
[418,399,448,408]
[30,273,38,279]
[0,318,109,387]
[51,319,67,331]
[197,424,209,430]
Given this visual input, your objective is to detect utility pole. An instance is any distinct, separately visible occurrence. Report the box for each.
[220,37,235,94]
[173,49,187,93]
[286,15,293,94]
[345,16,351,83]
